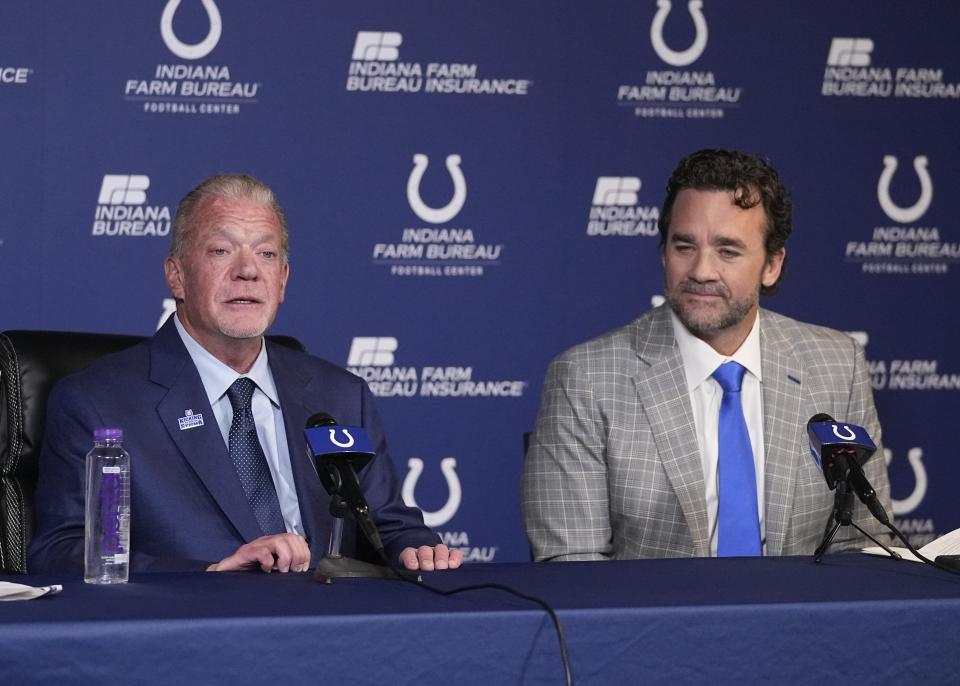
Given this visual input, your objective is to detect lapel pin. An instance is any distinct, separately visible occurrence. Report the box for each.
[178,409,205,430]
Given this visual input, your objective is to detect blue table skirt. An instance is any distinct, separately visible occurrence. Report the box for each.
[3,554,959,684]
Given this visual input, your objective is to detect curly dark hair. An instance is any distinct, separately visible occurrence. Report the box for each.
[657,149,792,296]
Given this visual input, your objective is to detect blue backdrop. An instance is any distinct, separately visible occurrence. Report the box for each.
[2,1,957,562]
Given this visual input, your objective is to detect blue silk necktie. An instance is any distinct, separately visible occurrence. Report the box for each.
[712,362,761,556]
[226,377,286,536]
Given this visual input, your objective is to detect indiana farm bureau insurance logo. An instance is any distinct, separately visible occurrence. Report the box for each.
[346,337,526,398]
[1,65,32,85]
[822,37,960,99]
[91,175,171,237]
[587,177,660,237]
[346,31,532,96]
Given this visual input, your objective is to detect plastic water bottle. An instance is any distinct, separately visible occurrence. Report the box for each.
[84,427,131,584]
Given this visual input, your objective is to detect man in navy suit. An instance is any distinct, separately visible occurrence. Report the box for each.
[29,174,462,574]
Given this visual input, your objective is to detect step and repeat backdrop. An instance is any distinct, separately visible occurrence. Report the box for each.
[2,1,958,561]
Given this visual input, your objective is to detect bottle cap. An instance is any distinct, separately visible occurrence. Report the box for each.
[93,427,124,442]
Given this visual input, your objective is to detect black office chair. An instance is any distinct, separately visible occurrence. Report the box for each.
[0,329,305,574]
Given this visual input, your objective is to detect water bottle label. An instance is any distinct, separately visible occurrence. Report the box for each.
[110,553,129,564]
[103,466,121,474]
[101,473,125,555]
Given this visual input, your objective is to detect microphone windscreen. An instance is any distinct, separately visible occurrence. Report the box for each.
[306,412,337,429]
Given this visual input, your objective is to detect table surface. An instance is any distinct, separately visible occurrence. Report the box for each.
[4,554,960,685]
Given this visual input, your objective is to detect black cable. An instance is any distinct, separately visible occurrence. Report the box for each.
[410,576,574,686]
[376,549,574,686]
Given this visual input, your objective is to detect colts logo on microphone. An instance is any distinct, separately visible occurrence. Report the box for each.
[832,424,857,441]
[650,0,708,67]
[328,429,355,448]
[877,155,933,224]
[304,425,374,456]
[160,0,223,60]
[407,154,467,224]
[402,457,462,527]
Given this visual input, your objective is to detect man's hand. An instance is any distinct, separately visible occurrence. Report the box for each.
[398,543,464,571]
[207,533,311,573]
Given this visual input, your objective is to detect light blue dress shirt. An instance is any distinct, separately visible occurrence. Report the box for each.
[174,314,305,537]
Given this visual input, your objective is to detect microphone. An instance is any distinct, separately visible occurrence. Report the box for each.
[807,413,874,488]
[806,413,889,525]
[304,413,385,555]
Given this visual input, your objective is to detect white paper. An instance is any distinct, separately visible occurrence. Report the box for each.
[862,526,960,562]
[0,581,63,601]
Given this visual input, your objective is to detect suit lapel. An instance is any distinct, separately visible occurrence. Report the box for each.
[150,319,265,543]
[758,311,805,555]
[633,308,710,556]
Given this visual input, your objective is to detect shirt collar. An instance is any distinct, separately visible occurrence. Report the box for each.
[669,307,763,392]
[173,313,279,407]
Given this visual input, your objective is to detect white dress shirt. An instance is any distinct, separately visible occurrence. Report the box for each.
[669,310,766,556]
[174,314,305,537]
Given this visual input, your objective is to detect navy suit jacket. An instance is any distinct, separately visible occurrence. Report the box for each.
[28,318,438,573]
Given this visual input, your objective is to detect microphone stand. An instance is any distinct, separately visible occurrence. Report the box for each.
[314,493,402,582]
[814,478,901,563]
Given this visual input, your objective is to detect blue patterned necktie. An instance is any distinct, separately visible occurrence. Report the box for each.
[226,377,286,536]
[712,362,761,556]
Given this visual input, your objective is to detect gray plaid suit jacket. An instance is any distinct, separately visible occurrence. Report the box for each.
[522,305,893,560]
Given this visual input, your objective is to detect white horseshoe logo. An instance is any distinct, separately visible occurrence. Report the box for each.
[832,424,857,441]
[157,298,177,331]
[406,154,467,224]
[650,0,708,67]
[884,447,927,516]
[160,0,223,60]
[329,429,355,448]
[402,457,462,528]
[877,155,933,224]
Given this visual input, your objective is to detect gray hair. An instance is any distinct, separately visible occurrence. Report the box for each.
[169,174,289,263]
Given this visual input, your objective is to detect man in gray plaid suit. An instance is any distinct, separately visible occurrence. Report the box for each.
[522,149,892,560]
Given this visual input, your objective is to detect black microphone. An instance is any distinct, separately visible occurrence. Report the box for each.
[304,413,385,555]
[807,413,889,525]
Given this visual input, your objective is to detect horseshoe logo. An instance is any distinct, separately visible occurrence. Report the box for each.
[407,154,467,224]
[157,297,177,331]
[160,0,223,60]
[884,447,927,516]
[831,424,857,441]
[329,429,355,448]
[877,155,933,224]
[402,457,462,527]
[650,0,708,67]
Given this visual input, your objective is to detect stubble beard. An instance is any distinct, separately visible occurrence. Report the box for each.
[216,312,273,341]
[665,280,758,338]
[219,324,268,339]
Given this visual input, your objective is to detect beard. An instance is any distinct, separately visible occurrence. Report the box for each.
[665,279,758,338]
